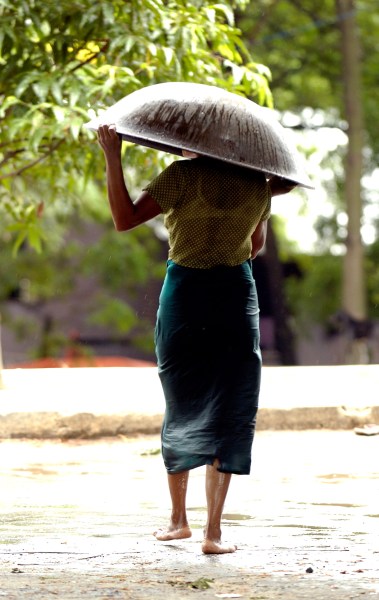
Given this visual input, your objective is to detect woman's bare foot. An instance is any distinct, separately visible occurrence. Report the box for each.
[201,538,237,554]
[154,524,192,541]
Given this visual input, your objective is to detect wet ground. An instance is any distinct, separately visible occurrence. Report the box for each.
[1,431,378,599]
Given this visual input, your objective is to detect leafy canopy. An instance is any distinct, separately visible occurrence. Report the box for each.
[0,0,272,251]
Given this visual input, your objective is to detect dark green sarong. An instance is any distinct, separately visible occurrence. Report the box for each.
[155,259,262,475]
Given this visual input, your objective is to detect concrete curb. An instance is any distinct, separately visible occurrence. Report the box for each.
[1,407,379,440]
[1,365,379,439]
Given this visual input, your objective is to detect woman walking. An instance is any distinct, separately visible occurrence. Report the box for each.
[97,124,296,554]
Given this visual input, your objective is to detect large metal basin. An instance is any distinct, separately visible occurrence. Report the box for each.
[85,82,313,188]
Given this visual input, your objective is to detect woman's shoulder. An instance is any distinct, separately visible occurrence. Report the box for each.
[165,157,268,195]
[186,156,266,181]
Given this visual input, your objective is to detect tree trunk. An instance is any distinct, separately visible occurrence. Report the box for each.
[0,314,4,389]
[336,0,368,363]
[262,220,298,365]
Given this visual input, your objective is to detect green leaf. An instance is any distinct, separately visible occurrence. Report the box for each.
[51,80,63,104]
[147,42,158,57]
[27,225,44,253]
[32,79,49,101]
[69,117,82,141]
[52,105,66,123]
[11,229,27,256]
[204,8,216,24]
[29,123,46,153]
[211,3,234,26]
[161,46,174,66]
[217,43,237,61]
[0,95,20,117]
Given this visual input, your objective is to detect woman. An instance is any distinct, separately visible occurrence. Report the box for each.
[97,124,296,554]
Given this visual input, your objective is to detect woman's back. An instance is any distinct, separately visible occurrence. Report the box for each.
[145,157,271,268]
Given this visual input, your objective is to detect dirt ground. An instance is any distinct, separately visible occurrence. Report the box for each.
[1,431,378,599]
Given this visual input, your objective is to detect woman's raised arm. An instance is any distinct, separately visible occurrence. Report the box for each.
[97,124,161,231]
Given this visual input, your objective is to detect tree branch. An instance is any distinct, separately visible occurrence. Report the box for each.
[68,39,109,74]
[0,148,26,169]
[0,140,64,181]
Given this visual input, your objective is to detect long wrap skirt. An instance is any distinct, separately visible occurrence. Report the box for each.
[155,259,262,475]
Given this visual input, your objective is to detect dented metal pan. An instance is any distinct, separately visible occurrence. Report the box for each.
[85,82,313,189]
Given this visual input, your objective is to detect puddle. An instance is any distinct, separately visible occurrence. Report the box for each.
[292,501,364,508]
[12,467,58,476]
[318,473,354,481]
[272,524,330,531]
[223,513,253,521]
[318,473,379,481]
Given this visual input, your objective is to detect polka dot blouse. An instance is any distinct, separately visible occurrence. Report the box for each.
[144,156,271,269]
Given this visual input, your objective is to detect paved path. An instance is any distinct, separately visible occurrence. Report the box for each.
[1,431,378,598]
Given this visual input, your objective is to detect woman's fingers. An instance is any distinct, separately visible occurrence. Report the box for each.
[97,124,121,152]
[98,123,115,140]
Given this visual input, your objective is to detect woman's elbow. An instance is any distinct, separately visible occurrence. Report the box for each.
[113,218,133,232]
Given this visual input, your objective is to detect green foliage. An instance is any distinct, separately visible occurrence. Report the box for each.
[86,292,156,354]
[238,1,338,109]
[285,240,379,329]
[238,1,373,113]
[0,0,272,252]
[81,226,164,291]
[0,211,163,356]
[285,254,343,329]
[88,297,138,334]
[0,0,272,358]
[238,0,378,339]
[0,232,77,304]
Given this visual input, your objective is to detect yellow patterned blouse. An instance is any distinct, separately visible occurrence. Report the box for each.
[144,157,271,269]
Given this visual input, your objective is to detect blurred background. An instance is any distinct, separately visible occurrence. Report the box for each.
[1,0,378,370]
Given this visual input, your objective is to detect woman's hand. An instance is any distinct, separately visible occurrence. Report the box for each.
[97,124,122,161]
[251,220,268,259]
